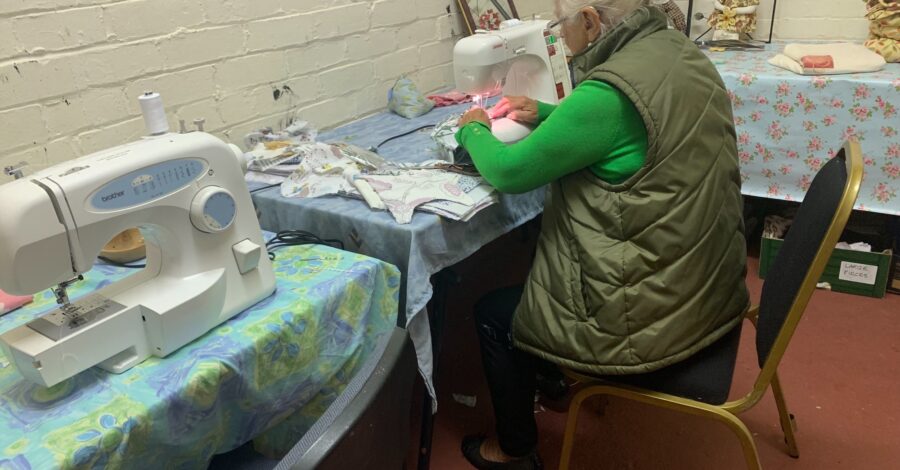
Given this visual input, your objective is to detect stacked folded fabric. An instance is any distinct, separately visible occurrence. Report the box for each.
[864,0,900,62]
[768,42,887,75]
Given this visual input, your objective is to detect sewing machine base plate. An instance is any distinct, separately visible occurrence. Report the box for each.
[27,294,126,341]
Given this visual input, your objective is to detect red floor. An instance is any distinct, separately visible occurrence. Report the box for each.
[409,227,900,469]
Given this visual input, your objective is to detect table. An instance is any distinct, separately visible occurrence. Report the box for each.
[0,244,400,469]
[250,101,545,400]
[708,46,900,215]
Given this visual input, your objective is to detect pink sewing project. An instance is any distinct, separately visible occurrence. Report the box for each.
[0,290,32,316]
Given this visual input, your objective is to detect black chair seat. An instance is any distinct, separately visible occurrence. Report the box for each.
[593,322,743,406]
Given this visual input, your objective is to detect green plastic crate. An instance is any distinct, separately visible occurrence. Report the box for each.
[759,236,893,298]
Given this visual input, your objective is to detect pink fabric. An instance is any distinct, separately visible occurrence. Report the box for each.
[801,55,834,68]
[427,91,472,107]
[0,290,32,315]
[427,88,502,107]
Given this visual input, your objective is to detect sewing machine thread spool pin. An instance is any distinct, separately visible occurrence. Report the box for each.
[194,118,206,132]
[3,162,28,180]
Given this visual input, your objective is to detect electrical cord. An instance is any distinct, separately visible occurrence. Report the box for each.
[98,256,146,269]
[96,229,341,267]
[250,183,280,194]
[266,230,344,260]
[369,124,436,153]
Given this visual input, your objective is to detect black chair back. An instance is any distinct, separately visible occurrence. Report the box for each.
[756,149,852,366]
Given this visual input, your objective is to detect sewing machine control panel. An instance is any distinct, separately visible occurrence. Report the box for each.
[90,158,207,211]
[27,294,126,341]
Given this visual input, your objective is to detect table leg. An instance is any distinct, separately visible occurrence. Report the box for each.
[416,269,460,470]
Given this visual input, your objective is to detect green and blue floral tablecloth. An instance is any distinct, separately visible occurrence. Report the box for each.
[0,244,400,470]
[708,48,900,215]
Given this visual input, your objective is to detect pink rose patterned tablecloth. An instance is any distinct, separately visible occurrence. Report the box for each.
[707,48,900,215]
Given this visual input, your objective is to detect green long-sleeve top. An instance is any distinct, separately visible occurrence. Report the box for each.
[455,80,648,193]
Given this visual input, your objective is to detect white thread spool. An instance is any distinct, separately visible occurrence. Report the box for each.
[138,91,169,136]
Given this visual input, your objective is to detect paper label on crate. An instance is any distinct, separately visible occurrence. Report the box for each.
[838,261,878,285]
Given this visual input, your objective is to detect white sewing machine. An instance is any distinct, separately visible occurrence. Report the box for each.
[0,132,276,387]
[453,19,572,143]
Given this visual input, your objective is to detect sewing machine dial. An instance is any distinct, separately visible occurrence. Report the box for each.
[190,186,236,233]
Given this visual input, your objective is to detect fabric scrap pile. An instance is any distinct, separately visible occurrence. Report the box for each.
[864,0,900,62]
[244,120,318,185]
[244,127,496,224]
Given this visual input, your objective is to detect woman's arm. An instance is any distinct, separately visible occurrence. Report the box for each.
[456,81,647,193]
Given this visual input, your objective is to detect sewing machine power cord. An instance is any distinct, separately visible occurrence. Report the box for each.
[266,230,345,260]
[98,256,147,269]
[369,124,436,153]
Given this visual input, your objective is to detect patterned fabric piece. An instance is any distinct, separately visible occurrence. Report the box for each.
[0,244,400,469]
[708,0,760,34]
[387,78,435,119]
[361,171,480,224]
[706,45,900,215]
[280,143,360,198]
[652,0,686,32]
[866,38,900,62]
[864,0,900,62]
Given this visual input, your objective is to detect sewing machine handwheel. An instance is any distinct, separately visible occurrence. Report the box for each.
[190,186,237,233]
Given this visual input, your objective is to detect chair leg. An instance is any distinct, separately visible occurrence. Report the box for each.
[558,386,600,470]
[771,372,800,458]
[714,409,763,470]
[557,385,762,470]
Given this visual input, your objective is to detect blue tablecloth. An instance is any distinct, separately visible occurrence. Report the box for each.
[250,101,545,398]
[0,244,400,469]
[707,46,900,215]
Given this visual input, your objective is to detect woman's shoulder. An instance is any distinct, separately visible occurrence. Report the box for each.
[569,80,631,106]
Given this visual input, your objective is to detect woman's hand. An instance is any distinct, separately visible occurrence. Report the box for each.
[459,107,491,128]
[489,96,539,124]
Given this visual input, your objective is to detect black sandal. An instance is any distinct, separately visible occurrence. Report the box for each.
[461,435,543,470]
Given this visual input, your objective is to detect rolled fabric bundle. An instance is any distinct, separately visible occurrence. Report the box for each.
[863,0,900,62]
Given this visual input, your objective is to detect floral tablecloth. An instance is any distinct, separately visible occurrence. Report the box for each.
[0,243,400,469]
[708,48,900,215]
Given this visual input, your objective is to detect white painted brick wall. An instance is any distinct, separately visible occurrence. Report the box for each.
[0,0,872,179]
[0,1,463,179]
[515,0,870,40]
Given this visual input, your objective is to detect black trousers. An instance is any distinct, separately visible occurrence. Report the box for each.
[474,285,561,457]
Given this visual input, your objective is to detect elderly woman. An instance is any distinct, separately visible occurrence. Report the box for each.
[455,0,749,468]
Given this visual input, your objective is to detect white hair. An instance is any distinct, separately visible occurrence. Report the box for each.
[555,0,649,33]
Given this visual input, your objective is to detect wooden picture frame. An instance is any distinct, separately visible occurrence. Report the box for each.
[456,0,520,36]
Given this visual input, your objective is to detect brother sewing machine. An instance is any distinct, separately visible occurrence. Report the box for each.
[453,19,572,142]
[0,132,276,387]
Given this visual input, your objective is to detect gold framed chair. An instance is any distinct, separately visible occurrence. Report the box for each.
[558,140,864,470]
